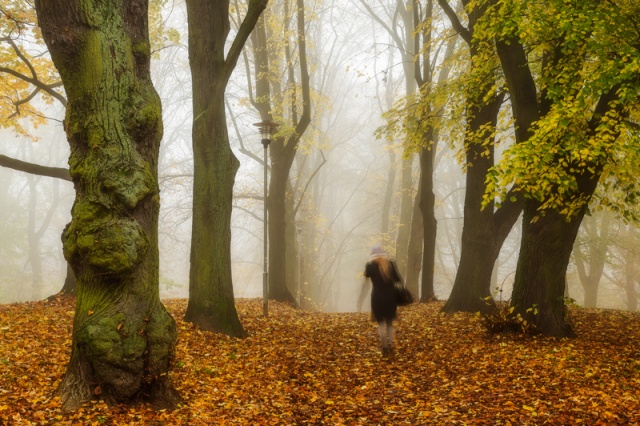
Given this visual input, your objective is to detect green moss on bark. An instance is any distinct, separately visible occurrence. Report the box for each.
[36,0,179,410]
[64,217,148,276]
[145,305,178,375]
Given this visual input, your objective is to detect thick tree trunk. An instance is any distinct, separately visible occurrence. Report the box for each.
[441,92,520,313]
[185,93,246,336]
[441,139,501,314]
[438,0,523,314]
[512,166,606,336]
[511,201,587,337]
[35,0,179,410]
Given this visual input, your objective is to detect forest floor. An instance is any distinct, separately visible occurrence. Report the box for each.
[1,297,639,425]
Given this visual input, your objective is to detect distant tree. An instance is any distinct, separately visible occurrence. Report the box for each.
[573,211,613,308]
[363,0,457,301]
[247,0,311,304]
[358,0,418,278]
[184,0,267,336]
[35,0,180,410]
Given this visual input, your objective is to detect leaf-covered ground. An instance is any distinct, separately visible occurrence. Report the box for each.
[1,297,639,425]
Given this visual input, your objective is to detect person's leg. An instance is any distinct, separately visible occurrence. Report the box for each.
[377,322,389,356]
[386,319,395,358]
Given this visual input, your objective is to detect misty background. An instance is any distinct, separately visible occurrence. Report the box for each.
[0,0,636,312]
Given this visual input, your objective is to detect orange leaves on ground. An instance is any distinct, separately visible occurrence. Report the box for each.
[1,297,639,424]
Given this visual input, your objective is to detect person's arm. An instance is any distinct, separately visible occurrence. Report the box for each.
[357,276,370,312]
[390,260,404,284]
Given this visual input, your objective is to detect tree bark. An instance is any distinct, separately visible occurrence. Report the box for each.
[438,0,523,314]
[395,156,414,274]
[35,0,179,410]
[441,91,521,313]
[267,142,297,303]
[184,0,266,336]
[501,31,625,336]
[418,143,437,302]
[511,201,588,337]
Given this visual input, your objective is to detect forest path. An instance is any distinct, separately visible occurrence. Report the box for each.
[1,297,639,424]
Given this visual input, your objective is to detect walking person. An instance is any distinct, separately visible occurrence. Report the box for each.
[363,244,402,359]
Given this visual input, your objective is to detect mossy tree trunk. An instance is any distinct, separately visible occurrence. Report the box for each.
[183,0,267,336]
[34,0,179,410]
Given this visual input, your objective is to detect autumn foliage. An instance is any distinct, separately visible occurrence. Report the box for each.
[1,297,639,424]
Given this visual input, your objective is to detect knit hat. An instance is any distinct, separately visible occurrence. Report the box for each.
[370,243,385,256]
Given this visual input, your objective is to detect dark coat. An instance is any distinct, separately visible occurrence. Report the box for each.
[364,258,401,323]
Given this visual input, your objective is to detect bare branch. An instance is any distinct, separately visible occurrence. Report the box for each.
[294,150,326,215]
[0,154,71,181]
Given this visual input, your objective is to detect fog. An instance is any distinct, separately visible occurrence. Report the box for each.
[0,0,638,312]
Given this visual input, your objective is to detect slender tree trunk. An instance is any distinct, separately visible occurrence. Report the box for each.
[267,144,296,303]
[27,176,43,300]
[574,214,610,308]
[395,155,414,273]
[405,184,423,297]
[183,0,266,337]
[35,0,179,410]
[625,249,638,311]
[418,144,437,302]
[381,146,397,235]
[60,263,77,296]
